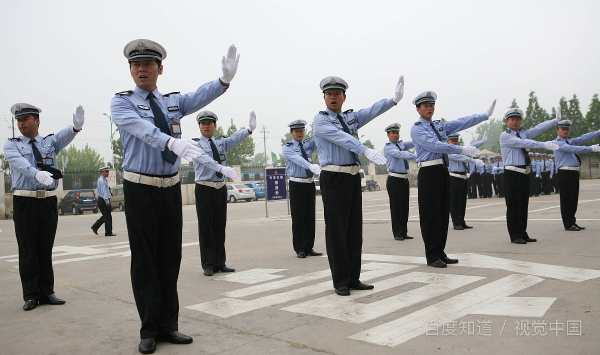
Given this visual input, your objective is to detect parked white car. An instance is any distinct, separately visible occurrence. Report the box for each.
[226,184,256,203]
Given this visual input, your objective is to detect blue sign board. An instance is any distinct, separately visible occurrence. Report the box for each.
[265,168,287,200]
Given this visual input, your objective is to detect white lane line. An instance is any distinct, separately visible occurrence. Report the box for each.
[491,198,600,220]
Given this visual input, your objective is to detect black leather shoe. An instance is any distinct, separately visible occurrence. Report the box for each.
[91,227,98,235]
[441,257,459,264]
[39,294,65,305]
[394,236,405,240]
[403,235,414,239]
[203,268,213,276]
[349,282,374,290]
[297,252,306,258]
[335,287,351,296]
[512,239,527,244]
[159,331,193,344]
[306,250,323,256]
[139,338,156,354]
[565,225,580,231]
[427,260,447,268]
[105,233,117,236]
[524,237,537,242]
[461,224,473,229]
[23,300,37,311]
[574,224,586,230]
[216,266,235,272]
[453,225,464,230]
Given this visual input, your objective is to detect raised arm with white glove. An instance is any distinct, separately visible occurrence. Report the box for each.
[35,170,54,186]
[393,75,404,104]
[591,144,600,152]
[555,105,561,123]
[364,148,387,165]
[482,131,488,143]
[73,105,84,131]
[308,164,321,175]
[248,111,257,132]
[461,146,481,157]
[543,141,560,151]
[220,166,238,179]
[219,44,240,84]
[473,159,485,167]
[168,138,204,161]
[486,99,497,118]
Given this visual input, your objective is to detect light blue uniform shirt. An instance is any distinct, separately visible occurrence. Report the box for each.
[192,129,250,182]
[499,118,556,166]
[554,131,600,168]
[384,140,416,174]
[534,160,542,175]
[313,98,395,166]
[96,175,110,202]
[492,161,505,174]
[3,126,78,190]
[448,154,476,173]
[410,113,488,163]
[110,79,228,176]
[476,164,485,174]
[283,139,317,178]
[484,162,493,173]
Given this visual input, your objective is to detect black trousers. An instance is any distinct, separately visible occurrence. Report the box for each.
[558,170,580,229]
[541,171,552,194]
[417,165,450,264]
[482,173,493,197]
[553,172,560,192]
[492,174,498,195]
[13,195,58,301]
[468,173,479,198]
[91,197,113,235]
[449,175,468,227]
[289,181,316,253]
[477,172,485,197]
[386,175,410,238]
[504,169,530,241]
[320,171,362,289]
[495,173,504,197]
[529,172,539,196]
[124,180,182,339]
[195,184,228,270]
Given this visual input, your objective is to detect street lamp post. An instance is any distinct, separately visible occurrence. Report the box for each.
[103,113,119,167]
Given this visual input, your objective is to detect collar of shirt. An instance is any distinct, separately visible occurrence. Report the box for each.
[324,108,343,118]
[133,85,162,100]
[556,136,567,142]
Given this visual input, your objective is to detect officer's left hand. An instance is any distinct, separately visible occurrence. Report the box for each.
[486,99,496,118]
[106,202,110,207]
[364,148,387,165]
[248,111,257,132]
[473,159,485,167]
[168,138,204,161]
[555,105,562,123]
[591,144,600,152]
[308,164,321,175]
[73,105,85,130]
[220,44,240,84]
[393,75,404,104]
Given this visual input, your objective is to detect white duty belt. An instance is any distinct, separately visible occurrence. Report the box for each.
[504,165,531,174]
[289,177,314,183]
[13,190,57,199]
[124,171,180,188]
[417,159,444,168]
[195,180,225,189]
[388,172,408,179]
[448,172,467,179]
[321,165,360,175]
[559,166,580,171]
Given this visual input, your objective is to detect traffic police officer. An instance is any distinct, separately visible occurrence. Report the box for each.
[499,108,559,244]
[283,119,323,257]
[410,91,494,268]
[539,153,553,195]
[492,155,505,197]
[111,39,239,354]
[383,123,416,241]
[4,103,84,310]
[313,75,404,296]
[447,133,485,230]
[528,152,538,197]
[553,119,600,231]
[91,166,116,236]
[192,110,255,275]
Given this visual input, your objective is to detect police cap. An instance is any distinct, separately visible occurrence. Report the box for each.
[447,132,460,140]
[196,111,218,123]
[504,108,524,120]
[557,119,572,129]
[124,39,167,62]
[320,76,348,93]
[99,166,110,172]
[412,91,437,106]
[385,123,401,133]
[11,103,41,119]
[288,119,307,130]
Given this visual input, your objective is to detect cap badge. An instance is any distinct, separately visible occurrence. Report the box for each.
[330,78,336,84]
[426,92,431,97]
[15,105,21,110]
[137,41,145,50]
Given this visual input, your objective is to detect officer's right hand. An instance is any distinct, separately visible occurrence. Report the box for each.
[555,105,562,123]
[462,146,481,157]
[220,44,240,84]
[393,75,404,104]
[591,144,600,152]
[168,138,204,161]
[220,166,238,179]
[473,159,485,167]
[106,203,110,207]
[308,164,321,175]
[543,141,560,151]
[34,171,54,186]
[364,148,387,165]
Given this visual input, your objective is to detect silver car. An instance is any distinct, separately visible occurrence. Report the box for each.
[226,184,256,203]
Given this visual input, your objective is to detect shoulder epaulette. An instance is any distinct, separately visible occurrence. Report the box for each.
[319,111,329,115]
[216,136,225,140]
[8,137,20,141]
[115,90,133,96]
[433,120,440,122]
[191,138,200,142]
[343,109,354,114]
[385,141,392,145]
[286,141,292,146]
[163,92,180,97]
[505,129,511,133]
[44,133,54,138]
[414,122,421,125]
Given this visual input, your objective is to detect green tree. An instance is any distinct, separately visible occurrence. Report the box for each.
[57,144,105,171]
[584,94,600,150]
[510,99,519,108]
[358,139,375,166]
[224,118,254,166]
[524,91,553,150]
[110,137,124,171]
[474,118,504,153]
[253,152,266,165]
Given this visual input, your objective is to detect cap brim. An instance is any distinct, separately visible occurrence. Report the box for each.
[323,87,346,93]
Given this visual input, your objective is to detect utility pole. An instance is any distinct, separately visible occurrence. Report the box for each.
[5,115,15,138]
[259,125,269,217]
[103,113,119,168]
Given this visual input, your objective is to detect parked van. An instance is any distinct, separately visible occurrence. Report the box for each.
[110,185,125,211]
[359,169,366,191]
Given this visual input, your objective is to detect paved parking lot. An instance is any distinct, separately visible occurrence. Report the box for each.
[1,180,599,354]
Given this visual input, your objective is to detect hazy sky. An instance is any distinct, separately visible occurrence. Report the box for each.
[2,0,599,164]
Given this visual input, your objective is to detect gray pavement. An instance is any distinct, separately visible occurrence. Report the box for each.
[1,180,599,354]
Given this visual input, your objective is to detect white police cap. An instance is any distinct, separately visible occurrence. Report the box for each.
[528,152,534,156]
[11,103,42,119]
[320,76,348,93]
[447,132,460,140]
[557,119,573,128]
[196,111,218,123]
[124,39,167,62]
[535,153,541,157]
[504,108,524,120]
[99,166,110,172]
[412,91,437,106]
[288,119,307,130]
[385,123,401,133]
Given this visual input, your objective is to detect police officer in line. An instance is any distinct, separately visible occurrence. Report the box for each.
[499,108,560,244]
[410,91,494,268]
[536,153,544,194]
[553,119,600,231]
[111,39,239,354]
[528,152,538,197]
[492,155,505,198]
[313,75,405,296]
[4,103,85,311]
[192,110,255,275]
[539,153,553,195]
[551,154,560,193]
[282,119,323,258]
[475,156,486,197]
[467,156,480,199]
[91,166,116,237]
[490,156,498,196]
[482,156,494,198]
[447,133,485,230]
[383,123,416,241]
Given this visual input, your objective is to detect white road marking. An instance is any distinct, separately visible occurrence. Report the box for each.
[224,269,333,298]
[474,296,557,317]
[491,198,600,220]
[216,269,287,285]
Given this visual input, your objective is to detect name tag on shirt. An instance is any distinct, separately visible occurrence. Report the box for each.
[347,119,356,125]
[168,106,179,112]
[42,157,53,165]
[137,105,150,110]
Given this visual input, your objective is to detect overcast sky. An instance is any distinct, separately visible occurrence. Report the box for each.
[2,0,599,165]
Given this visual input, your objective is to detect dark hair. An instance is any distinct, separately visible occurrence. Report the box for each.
[128,59,162,68]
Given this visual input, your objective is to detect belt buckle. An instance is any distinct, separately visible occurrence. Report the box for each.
[36,190,45,199]
[161,177,172,188]
[351,165,359,175]
[216,182,223,189]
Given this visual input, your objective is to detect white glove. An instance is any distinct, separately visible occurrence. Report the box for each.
[35,170,54,186]
[466,173,471,179]
[219,44,240,84]
[308,164,321,175]
[364,148,387,165]
[486,99,497,118]
[220,166,238,179]
[248,111,257,132]
[168,138,204,161]
[462,146,481,157]
[555,105,561,123]
[536,175,540,178]
[473,159,485,167]
[393,75,404,104]
[483,131,488,143]
[543,141,560,151]
[591,144,600,152]
[73,105,85,130]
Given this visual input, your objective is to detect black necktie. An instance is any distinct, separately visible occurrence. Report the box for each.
[148,93,177,165]
[396,143,409,170]
[29,139,62,179]
[209,138,223,178]
[462,162,469,172]
[567,139,582,165]
[337,114,359,164]
[429,122,449,167]
[515,132,531,166]
[299,141,313,178]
